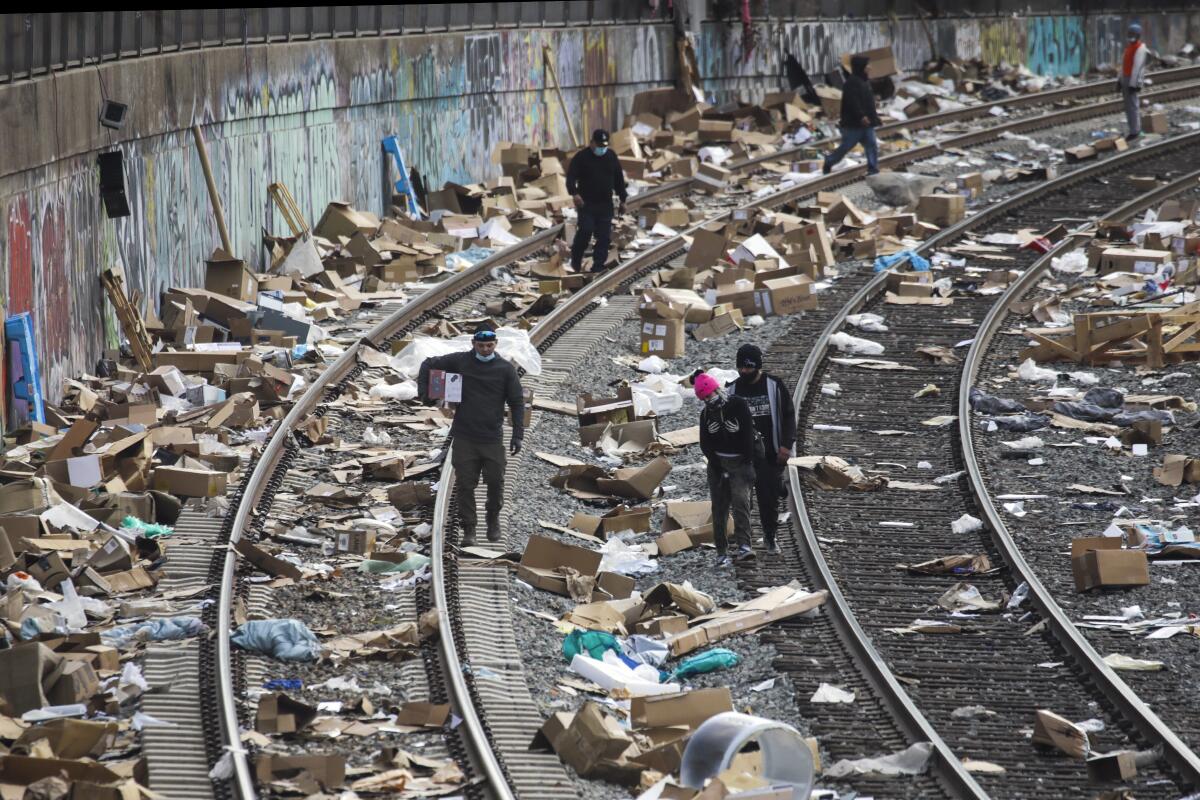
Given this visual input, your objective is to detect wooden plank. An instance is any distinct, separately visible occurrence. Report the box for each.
[1026,331,1080,362]
[1163,320,1200,353]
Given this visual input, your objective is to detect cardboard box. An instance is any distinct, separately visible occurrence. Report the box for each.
[256,754,346,788]
[46,659,99,705]
[1098,247,1172,275]
[1032,709,1088,759]
[517,535,602,596]
[917,194,965,227]
[956,172,984,198]
[1070,537,1149,591]
[1064,145,1097,163]
[631,687,733,729]
[692,310,744,341]
[640,318,686,358]
[0,643,61,714]
[1087,751,1137,782]
[554,702,635,779]
[314,201,380,241]
[596,456,672,500]
[205,250,258,302]
[685,228,730,270]
[388,482,434,510]
[754,275,816,317]
[256,692,318,734]
[839,45,897,77]
[634,615,690,636]
[785,220,835,268]
[336,529,376,556]
[571,505,652,538]
[695,162,730,192]
[152,466,228,498]
[655,529,695,556]
[1142,112,1168,134]
[1154,454,1200,486]
[666,585,828,655]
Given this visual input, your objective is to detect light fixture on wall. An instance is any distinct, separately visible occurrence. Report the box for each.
[99,99,129,130]
[98,151,130,218]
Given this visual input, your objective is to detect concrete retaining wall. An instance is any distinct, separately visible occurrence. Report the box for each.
[1,10,1197,399]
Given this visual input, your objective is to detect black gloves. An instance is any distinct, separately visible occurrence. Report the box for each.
[510,436,523,456]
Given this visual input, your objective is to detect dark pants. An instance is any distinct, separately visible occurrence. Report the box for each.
[824,126,879,175]
[452,437,506,535]
[707,456,754,554]
[1122,85,1140,136]
[571,202,613,272]
[753,457,785,546]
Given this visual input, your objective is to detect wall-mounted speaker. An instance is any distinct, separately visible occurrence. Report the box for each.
[98,151,130,218]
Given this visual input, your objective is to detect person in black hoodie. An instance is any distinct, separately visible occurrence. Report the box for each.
[417,330,525,546]
[695,373,759,566]
[822,55,882,176]
[728,344,795,555]
[566,129,628,272]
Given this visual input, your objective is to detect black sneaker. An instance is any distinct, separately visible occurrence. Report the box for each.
[765,542,781,555]
[460,530,477,547]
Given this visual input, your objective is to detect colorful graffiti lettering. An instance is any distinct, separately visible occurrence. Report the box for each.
[1027,16,1084,77]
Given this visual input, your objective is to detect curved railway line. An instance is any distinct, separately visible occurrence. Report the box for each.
[140,67,1200,800]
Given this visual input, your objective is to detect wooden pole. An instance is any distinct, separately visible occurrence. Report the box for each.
[543,46,580,149]
[191,123,234,255]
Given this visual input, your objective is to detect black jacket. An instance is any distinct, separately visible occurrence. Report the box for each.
[417,351,525,443]
[566,148,628,205]
[729,372,796,456]
[700,395,757,461]
[840,73,881,129]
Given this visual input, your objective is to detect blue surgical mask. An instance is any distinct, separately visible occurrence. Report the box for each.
[593,146,608,156]
[475,352,496,362]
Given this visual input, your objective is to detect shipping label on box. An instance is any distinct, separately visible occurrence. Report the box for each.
[640,319,685,358]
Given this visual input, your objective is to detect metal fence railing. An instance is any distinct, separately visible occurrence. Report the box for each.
[2,3,1193,85]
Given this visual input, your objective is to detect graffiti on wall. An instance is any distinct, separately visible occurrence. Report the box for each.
[2,12,1199,401]
[1026,16,1085,77]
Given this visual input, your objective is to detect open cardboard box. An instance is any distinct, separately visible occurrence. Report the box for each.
[1070,537,1149,591]
[571,505,652,538]
[517,535,630,600]
[666,585,829,656]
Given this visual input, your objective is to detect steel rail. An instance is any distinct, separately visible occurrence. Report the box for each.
[783,130,1200,798]
[627,67,1200,211]
[213,226,560,798]
[956,166,1200,790]
[211,73,1200,794]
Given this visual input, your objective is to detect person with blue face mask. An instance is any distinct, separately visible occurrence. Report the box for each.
[417,329,525,546]
[566,129,628,272]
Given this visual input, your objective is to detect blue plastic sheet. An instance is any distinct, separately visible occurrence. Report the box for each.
[231,619,321,662]
[101,616,208,648]
[873,250,930,273]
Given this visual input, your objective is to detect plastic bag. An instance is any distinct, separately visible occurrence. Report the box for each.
[873,249,931,273]
[1051,250,1089,274]
[846,313,888,333]
[369,380,417,401]
[447,327,543,376]
[388,335,462,379]
[969,389,1025,415]
[357,555,430,574]
[1082,387,1124,409]
[363,426,393,446]
[987,414,1050,432]
[230,619,321,662]
[1050,401,1116,422]
[598,538,658,576]
[563,629,621,662]
[622,635,670,668]
[120,516,173,538]
[638,356,668,374]
[1017,358,1058,382]
[669,648,741,681]
[103,616,208,649]
[829,332,885,356]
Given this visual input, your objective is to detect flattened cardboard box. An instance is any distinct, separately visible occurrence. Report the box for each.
[595,456,672,500]
[570,505,651,538]
[1032,709,1088,759]
[630,687,733,729]
[517,534,602,596]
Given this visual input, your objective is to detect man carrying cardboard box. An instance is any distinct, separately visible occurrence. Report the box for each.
[695,373,759,566]
[1116,24,1149,140]
[728,345,795,555]
[822,55,881,176]
[566,130,628,273]
[417,330,525,545]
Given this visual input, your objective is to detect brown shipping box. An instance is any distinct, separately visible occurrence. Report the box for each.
[1142,112,1168,134]
[1070,537,1149,591]
[518,535,602,596]
[754,275,816,317]
[640,318,686,359]
[917,194,965,227]
[630,687,733,730]
[152,466,228,498]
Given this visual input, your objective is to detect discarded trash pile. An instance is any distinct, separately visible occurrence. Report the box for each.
[969,189,1200,595]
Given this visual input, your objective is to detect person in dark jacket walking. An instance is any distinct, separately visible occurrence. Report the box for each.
[728,344,795,555]
[822,55,881,176]
[417,330,525,546]
[566,129,628,272]
[696,373,758,566]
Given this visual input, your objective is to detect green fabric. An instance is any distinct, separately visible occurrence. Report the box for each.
[669,648,741,680]
[120,515,173,538]
[562,629,620,662]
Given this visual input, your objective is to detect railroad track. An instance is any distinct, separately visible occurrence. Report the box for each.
[774,130,1200,799]
[151,66,1200,800]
